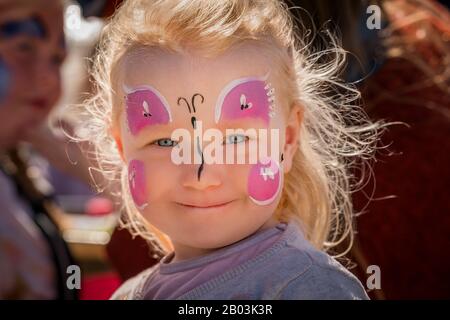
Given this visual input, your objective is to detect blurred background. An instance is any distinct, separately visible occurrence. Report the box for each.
[0,0,448,299]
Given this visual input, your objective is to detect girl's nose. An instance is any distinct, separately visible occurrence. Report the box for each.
[181,163,223,191]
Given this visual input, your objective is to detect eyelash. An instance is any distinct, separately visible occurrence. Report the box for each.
[150,135,249,148]
[223,134,249,145]
[151,138,178,147]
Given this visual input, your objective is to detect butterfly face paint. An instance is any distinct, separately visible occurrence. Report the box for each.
[215,74,276,126]
[128,159,148,210]
[178,93,206,181]
[124,85,173,136]
[0,17,46,39]
[247,156,282,206]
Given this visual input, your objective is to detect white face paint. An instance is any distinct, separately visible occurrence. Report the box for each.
[247,156,283,206]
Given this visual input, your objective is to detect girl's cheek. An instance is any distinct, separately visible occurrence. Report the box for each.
[247,156,282,206]
[128,159,149,210]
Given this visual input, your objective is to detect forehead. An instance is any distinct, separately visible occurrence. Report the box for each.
[120,42,275,99]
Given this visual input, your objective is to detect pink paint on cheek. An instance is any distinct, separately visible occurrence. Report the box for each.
[247,157,282,206]
[128,159,148,210]
[125,86,172,136]
[215,79,272,126]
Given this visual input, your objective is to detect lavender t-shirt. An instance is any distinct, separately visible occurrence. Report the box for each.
[111,221,369,300]
[142,223,286,299]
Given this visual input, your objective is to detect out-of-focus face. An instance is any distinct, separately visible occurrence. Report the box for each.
[0,0,66,148]
[114,43,301,261]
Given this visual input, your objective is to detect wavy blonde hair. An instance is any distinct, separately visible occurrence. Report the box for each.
[79,0,383,259]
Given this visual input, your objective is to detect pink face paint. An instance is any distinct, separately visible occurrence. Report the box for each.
[128,159,148,210]
[247,156,282,206]
[215,75,276,126]
[124,85,172,136]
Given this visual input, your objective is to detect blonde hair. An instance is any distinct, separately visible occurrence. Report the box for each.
[79,0,383,259]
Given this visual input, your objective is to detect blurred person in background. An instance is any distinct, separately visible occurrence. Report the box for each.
[0,0,101,299]
[0,0,150,300]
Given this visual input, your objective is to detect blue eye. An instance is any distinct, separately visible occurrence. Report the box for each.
[152,138,178,147]
[224,134,248,145]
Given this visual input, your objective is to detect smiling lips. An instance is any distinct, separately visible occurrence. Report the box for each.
[177,200,234,209]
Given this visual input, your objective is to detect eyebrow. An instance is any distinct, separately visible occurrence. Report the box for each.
[130,123,179,147]
[216,118,268,130]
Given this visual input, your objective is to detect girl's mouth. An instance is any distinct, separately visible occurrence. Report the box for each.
[177,200,235,210]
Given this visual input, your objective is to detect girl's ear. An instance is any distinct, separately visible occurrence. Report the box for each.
[110,126,125,162]
[282,103,303,173]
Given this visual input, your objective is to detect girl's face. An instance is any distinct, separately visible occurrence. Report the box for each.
[115,43,301,260]
[0,0,65,148]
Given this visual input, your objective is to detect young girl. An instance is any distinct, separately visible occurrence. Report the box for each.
[80,0,381,299]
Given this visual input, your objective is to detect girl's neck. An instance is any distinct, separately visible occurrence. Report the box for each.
[169,217,280,263]
[170,246,216,263]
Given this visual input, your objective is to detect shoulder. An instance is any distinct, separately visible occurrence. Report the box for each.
[274,244,369,299]
[110,265,158,300]
[268,224,369,299]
